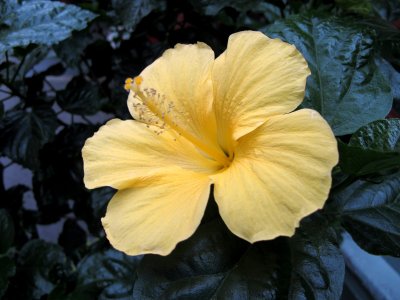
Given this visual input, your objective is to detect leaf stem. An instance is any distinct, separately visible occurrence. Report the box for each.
[0,88,12,95]
[5,51,10,82]
[0,80,27,100]
[3,161,14,169]
[11,53,27,84]
[81,115,93,125]
[0,94,15,102]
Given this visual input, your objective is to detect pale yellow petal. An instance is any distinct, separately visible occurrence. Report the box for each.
[212,31,310,153]
[128,42,222,158]
[82,119,220,190]
[102,171,211,256]
[211,109,338,242]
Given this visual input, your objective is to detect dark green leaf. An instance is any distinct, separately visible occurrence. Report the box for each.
[355,18,400,66]
[15,239,71,299]
[0,106,58,169]
[0,209,14,253]
[133,219,289,299]
[0,255,16,298]
[48,282,101,300]
[58,219,87,256]
[0,46,48,84]
[372,0,400,21]
[335,0,373,15]
[133,213,344,299]
[90,188,114,221]
[84,187,115,235]
[237,3,283,29]
[110,0,164,30]
[265,15,392,135]
[0,0,97,55]
[329,172,400,256]
[53,30,94,66]
[289,214,344,300]
[189,0,265,16]
[57,76,106,115]
[0,185,34,248]
[0,0,19,23]
[377,59,400,101]
[76,248,142,300]
[349,118,400,150]
[339,119,400,175]
[132,219,251,299]
[339,141,400,176]
[33,124,97,223]
[23,62,65,106]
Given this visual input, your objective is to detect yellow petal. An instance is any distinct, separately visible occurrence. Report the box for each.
[128,42,222,158]
[102,171,211,255]
[211,109,338,242]
[212,31,310,153]
[82,119,220,189]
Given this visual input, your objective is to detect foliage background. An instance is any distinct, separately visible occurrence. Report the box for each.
[0,0,400,299]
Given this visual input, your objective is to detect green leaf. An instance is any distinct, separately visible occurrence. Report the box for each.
[189,0,265,16]
[0,209,14,253]
[56,76,106,115]
[58,219,87,256]
[132,219,251,299]
[356,18,400,65]
[133,214,344,299]
[335,0,373,15]
[339,119,400,175]
[329,172,400,256]
[0,106,58,169]
[289,214,345,299]
[76,248,142,300]
[0,255,16,298]
[265,15,392,135]
[110,0,163,30]
[53,30,94,66]
[236,2,283,29]
[349,118,400,150]
[0,46,48,83]
[0,185,33,249]
[372,0,400,21]
[15,239,71,299]
[85,187,115,235]
[377,59,400,101]
[0,0,97,55]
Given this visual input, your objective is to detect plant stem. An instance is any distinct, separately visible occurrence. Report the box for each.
[5,51,10,82]
[11,53,27,84]
[0,94,15,102]
[81,115,94,125]
[3,161,14,169]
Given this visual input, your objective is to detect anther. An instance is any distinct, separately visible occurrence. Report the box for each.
[124,77,133,91]
[134,76,143,86]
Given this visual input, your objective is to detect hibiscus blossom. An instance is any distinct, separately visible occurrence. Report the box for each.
[82,31,338,256]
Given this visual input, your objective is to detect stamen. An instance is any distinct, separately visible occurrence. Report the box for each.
[129,76,231,167]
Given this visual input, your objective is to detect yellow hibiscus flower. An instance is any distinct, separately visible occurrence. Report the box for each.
[82,31,338,256]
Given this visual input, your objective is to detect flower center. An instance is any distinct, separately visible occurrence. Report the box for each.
[125,76,231,168]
